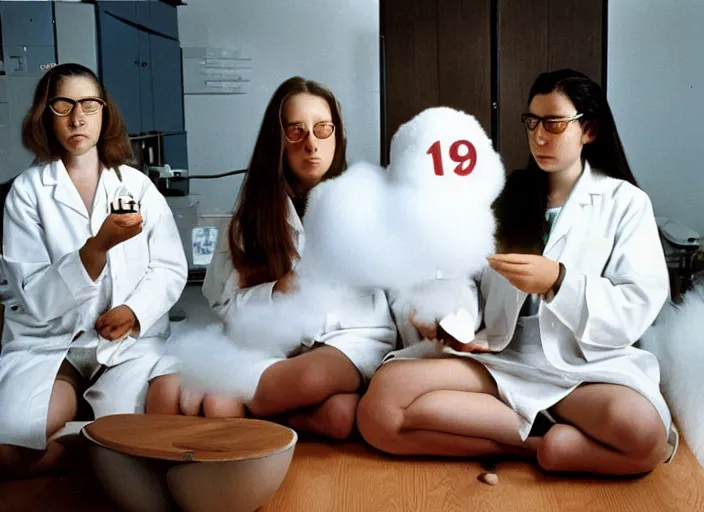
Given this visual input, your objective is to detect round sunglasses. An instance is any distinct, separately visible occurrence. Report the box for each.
[282,121,335,144]
[48,97,106,117]
[520,112,583,135]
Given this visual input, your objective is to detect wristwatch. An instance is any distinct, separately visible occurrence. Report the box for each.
[543,262,566,302]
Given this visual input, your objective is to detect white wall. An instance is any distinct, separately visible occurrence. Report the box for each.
[178,0,380,215]
[608,0,704,235]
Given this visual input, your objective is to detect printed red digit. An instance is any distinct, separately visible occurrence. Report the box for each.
[449,140,477,176]
[426,140,444,176]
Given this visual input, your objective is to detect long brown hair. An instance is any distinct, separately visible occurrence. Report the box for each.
[230,76,347,287]
[494,69,638,254]
[21,63,132,168]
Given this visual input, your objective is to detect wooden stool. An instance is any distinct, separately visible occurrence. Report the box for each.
[83,414,297,512]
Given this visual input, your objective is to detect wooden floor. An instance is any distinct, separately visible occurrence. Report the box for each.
[1,440,703,512]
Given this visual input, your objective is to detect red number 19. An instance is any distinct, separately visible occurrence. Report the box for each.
[426,140,477,176]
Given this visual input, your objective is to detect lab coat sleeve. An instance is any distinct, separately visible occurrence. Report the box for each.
[2,182,103,322]
[545,189,669,356]
[122,183,188,335]
[201,225,276,322]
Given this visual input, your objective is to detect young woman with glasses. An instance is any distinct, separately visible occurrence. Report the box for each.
[0,63,188,478]
[149,77,396,440]
[357,69,677,475]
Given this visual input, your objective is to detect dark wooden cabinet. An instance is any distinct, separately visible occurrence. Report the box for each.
[381,0,606,171]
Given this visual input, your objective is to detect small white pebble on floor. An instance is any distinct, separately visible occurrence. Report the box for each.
[479,472,499,486]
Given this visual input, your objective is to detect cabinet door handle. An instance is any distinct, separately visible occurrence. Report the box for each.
[141,62,148,68]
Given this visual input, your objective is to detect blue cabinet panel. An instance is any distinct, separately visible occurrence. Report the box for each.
[98,1,138,26]
[3,45,56,77]
[0,2,54,47]
[138,30,155,133]
[150,33,183,133]
[149,1,179,40]
[162,132,189,169]
[98,11,142,135]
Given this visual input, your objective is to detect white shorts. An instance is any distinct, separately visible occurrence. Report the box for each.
[0,339,177,450]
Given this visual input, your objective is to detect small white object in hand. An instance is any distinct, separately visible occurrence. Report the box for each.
[439,307,476,344]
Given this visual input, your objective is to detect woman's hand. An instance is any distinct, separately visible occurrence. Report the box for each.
[487,254,560,294]
[409,311,490,353]
[96,305,139,341]
[94,213,144,252]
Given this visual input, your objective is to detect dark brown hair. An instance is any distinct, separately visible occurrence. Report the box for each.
[230,76,347,287]
[494,69,638,254]
[21,63,132,168]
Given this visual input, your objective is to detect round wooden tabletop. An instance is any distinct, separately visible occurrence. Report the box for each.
[84,414,297,462]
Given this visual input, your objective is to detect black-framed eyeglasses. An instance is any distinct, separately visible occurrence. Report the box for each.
[48,97,106,117]
[520,112,583,135]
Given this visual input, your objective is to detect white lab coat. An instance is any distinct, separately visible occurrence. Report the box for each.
[473,162,675,445]
[202,196,397,381]
[382,163,676,453]
[0,161,187,449]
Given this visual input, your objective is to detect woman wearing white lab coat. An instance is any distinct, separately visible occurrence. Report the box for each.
[358,69,676,475]
[149,77,396,440]
[0,63,187,477]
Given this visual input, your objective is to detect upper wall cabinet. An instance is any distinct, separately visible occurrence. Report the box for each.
[0,2,55,78]
[97,1,183,136]
[98,1,179,41]
[98,10,143,134]
[0,2,54,47]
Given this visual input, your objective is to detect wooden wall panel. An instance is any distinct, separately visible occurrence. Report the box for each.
[381,0,439,163]
[498,0,549,173]
[437,0,493,133]
[548,0,604,86]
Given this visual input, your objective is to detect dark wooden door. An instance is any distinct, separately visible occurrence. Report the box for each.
[380,0,439,164]
[497,0,550,172]
[381,0,492,165]
[498,0,605,172]
[381,0,605,172]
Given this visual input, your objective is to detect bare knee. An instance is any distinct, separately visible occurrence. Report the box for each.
[537,424,580,471]
[356,383,403,453]
[603,399,669,467]
[253,358,357,416]
[202,395,246,418]
[146,374,181,415]
[316,394,359,440]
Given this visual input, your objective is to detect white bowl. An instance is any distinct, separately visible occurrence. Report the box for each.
[82,417,297,512]
[83,428,179,512]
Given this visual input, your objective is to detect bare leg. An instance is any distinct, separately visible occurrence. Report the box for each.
[145,374,181,414]
[146,374,246,418]
[286,393,360,440]
[0,361,80,479]
[202,394,246,418]
[247,346,361,439]
[357,358,539,457]
[539,383,671,475]
[248,346,361,417]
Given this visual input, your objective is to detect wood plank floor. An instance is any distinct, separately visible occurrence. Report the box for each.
[2,440,703,511]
